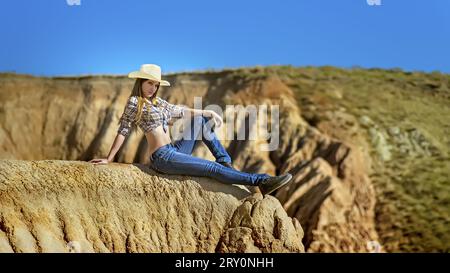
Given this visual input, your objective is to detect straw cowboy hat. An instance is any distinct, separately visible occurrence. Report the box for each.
[128,64,171,86]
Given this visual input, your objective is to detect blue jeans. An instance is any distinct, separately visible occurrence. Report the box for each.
[149,115,271,186]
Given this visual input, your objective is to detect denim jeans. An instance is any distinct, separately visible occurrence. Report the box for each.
[149,115,271,186]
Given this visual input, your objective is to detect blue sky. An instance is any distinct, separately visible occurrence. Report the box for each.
[0,0,449,76]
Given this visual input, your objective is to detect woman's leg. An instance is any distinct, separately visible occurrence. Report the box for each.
[151,145,270,186]
[172,115,232,164]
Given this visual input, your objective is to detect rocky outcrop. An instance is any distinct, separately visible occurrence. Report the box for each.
[0,159,304,253]
[0,69,380,252]
[261,80,379,252]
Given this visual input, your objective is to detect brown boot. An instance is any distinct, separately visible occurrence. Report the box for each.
[258,173,293,195]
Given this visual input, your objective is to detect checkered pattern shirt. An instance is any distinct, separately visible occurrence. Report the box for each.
[117,96,186,136]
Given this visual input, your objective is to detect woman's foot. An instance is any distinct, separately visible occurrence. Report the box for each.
[258,173,293,195]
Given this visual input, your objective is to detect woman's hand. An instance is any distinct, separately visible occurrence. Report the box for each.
[203,110,223,128]
[89,158,110,165]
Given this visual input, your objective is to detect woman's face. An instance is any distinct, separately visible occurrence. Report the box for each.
[141,79,160,98]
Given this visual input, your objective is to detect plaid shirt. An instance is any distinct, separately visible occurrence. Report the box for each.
[117,96,186,136]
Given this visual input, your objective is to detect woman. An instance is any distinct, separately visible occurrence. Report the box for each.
[89,64,292,195]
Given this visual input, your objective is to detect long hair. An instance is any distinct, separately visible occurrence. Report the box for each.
[118,78,160,134]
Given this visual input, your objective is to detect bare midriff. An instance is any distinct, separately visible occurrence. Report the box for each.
[145,125,173,158]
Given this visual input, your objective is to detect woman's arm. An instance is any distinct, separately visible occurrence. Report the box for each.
[185,108,206,116]
[157,97,223,128]
[158,97,223,128]
[184,108,223,128]
[89,133,126,164]
[106,133,126,162]
[90,97,137,165]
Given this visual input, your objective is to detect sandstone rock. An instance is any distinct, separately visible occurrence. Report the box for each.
[0,71,379,253]
[0,159,304,253]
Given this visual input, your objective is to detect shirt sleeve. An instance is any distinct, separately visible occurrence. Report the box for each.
[117,96,138,137]
[157,97,187,119]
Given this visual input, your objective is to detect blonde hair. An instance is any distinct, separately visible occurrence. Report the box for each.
[118,78,160,134]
